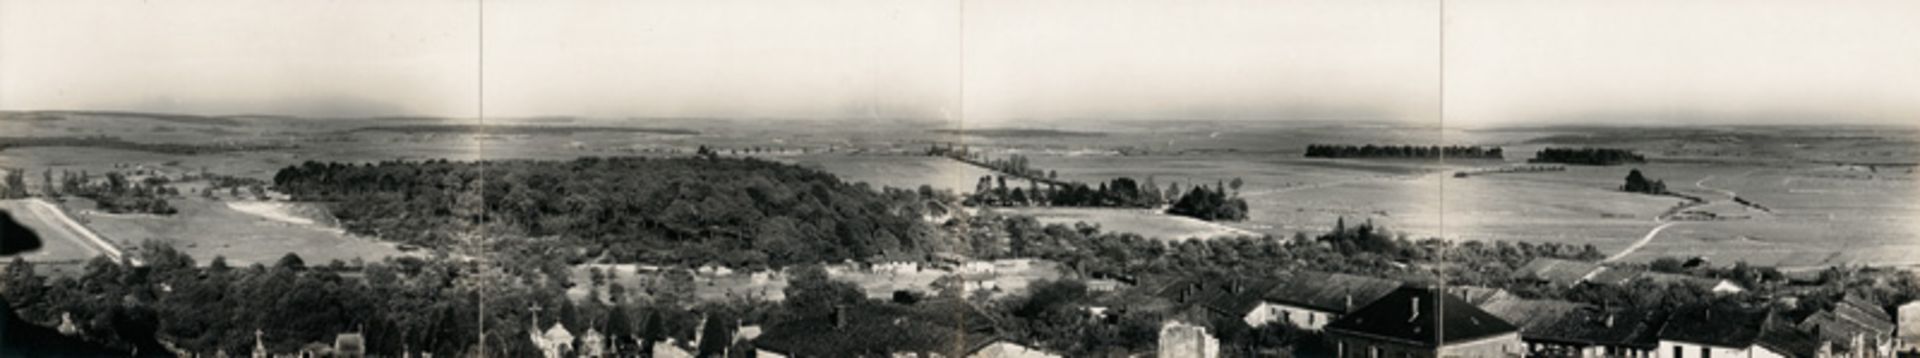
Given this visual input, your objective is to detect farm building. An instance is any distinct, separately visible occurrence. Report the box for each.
[1155,271,1404,331]
[1323,285,1525,358]
[1656,304,1825,358]
[1250,271,1404,330]
[1478,297,1662,357]
[1795,296,1895,357]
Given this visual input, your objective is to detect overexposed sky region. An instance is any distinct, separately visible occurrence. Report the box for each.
[2,0,1916,127]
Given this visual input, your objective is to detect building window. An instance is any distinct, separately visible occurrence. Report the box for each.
[1700,347,1710,358]
[1673,346,1683,358]
[1369,347,1379,358]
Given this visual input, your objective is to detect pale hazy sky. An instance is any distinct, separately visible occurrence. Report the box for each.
[2,0,1916,127]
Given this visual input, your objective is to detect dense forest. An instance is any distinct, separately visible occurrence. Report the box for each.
[1303,144,1503,159]
[272,157,941,266]
[1529,147,1647,165]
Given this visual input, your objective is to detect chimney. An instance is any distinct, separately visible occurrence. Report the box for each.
[832,305,849,329]
[1408,297,1422,322]
[1345,294,1354,313]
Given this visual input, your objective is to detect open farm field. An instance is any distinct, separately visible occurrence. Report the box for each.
[987,207,1257,240]
[74,197,407,266]
[0,199,112,276]
[789,155,1029,194]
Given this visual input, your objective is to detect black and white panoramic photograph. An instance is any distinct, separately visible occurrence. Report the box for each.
[2,0,1919,357]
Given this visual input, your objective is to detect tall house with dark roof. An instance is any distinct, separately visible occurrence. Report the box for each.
[1249,271,1405,331]
[1323,286,1524,358]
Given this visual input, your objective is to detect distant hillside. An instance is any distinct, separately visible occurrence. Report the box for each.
[30,110,248,126]
[348,124,700,135]
[930,128,1105,138]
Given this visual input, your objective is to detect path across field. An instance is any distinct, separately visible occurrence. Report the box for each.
[1,199,126,263]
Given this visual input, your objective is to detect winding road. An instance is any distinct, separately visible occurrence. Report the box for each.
[1603,172,1760,262]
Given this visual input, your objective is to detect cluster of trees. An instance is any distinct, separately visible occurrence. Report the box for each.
[271,157,941,266]
[1621,169,1669,194]
[1529,147,1647,165]
[0,136,288,155]
[926,145,1055,181]
[1303,144,1503,159]
[1164,182,1248,221]
[56,170,178,214]
[966,176,1170,208]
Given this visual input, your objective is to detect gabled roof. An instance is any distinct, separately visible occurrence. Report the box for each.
[1759,316,1824,358]
[753,302,1002,357]
[1657,304,1770,347]
[1798,297,1895,353]
[1832,296,1895,334]
[1152,275,1281,317]
[1479,297,1661,349]
[1262,271,1404,313]
[1323,286,1519,347]
[1513,258,1602,286]
[1638,272,1740,292]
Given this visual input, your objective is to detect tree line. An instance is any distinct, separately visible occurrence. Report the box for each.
[0,136,290,155]
[1304,144,1503,159]
[1529,147,1647,165]
[964,174,1249,222]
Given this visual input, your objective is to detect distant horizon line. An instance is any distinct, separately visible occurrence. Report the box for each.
[4,108,1913,130]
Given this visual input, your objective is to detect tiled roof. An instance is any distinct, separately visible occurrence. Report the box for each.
[1479,297,1661,349]
[1323,286,1519,347]
[1797,297,1895,354]
[1657,304,1770,347]
[1759,316,1824,358]
[1153,274,1282,318]
[1262,271,1404,313]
